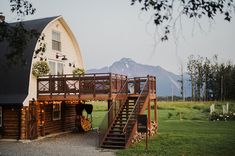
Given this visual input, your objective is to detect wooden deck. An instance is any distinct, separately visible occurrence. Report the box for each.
[37,73,156,101]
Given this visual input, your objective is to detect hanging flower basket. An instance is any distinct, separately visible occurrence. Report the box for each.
[72,68,85,76]
[32,61,50,77]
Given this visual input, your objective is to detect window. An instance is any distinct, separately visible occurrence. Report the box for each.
[0,106,2,127]
[53,103,61,120]
[52,31,61,51]
[48,61,64,75]
[57,63,64,75]
[49,61,56,75]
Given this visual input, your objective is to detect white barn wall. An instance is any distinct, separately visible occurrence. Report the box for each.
[23,16,84,106]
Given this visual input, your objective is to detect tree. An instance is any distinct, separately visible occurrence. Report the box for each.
[0,0,38,66]
[202,57,211,101]
[178,63,185,101]
[131,0,234,41]
[187,55,196,100]
[187,54,235,101]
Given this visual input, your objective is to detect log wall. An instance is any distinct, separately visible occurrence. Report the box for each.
[1,106,20,139]
[1,103,76,140]
[43,103,76,135]
[20,106,27,139]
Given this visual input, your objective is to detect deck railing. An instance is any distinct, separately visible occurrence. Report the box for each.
[37,73,127,98]
[127,76,156,95]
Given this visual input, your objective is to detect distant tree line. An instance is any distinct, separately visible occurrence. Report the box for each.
[187,54,235,101]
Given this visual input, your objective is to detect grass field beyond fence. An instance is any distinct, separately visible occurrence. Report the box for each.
[91,101,235,155]
[114,101,235,156]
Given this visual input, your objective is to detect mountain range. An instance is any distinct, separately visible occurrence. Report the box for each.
[87,58,191,96]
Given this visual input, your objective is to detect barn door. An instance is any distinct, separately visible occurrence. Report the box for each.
[28,102,38,139]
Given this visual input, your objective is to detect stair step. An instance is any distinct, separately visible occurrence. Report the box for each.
[111,127,124,130]
[115,121,127,124]
[105,137,125,141]
[107,133,125,137]
[101,144,125,149]
[114,123,126,127]
[110,130,123,133]
[110,128,123,131]
[113,122,126,125]
[118,113,131,115]
[121,109,133,112]
[103,141,125,146]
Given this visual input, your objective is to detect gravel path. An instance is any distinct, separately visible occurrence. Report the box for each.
[0,130,116,156]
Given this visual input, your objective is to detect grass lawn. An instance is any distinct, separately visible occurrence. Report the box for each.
[90,101,107,128]
[116,101,235,156]
[91,101,235,155]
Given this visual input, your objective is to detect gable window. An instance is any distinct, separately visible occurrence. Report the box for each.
[0,106,2,127]
[52,31,61,51]
[53,103,61,120]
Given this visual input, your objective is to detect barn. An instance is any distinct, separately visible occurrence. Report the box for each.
[0,16,84,139]
[0,16,157,149]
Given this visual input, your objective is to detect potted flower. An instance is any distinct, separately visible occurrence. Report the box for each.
[72,68,85,76]
[32,61,50,77]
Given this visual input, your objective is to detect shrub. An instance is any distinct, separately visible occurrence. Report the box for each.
[72,68,85,75]
[209,112,235,121]
[192,106,202,110]
[168,112,173,119]
[32,61,50,77]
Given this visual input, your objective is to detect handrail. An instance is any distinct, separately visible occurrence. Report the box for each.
[98,78,128,146]
[37,73,128,98]
[122,78,149,133]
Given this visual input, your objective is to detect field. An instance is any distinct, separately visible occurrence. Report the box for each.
[91,101,235,156]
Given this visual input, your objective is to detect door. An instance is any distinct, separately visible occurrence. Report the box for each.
[49,61,64,92]
[28,103,38,139]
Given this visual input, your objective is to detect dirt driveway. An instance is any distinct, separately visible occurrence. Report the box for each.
[0,130,116,156]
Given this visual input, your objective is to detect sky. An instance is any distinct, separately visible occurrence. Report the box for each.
[1,0,235,74]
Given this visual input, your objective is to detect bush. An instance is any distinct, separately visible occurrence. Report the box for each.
[209,112,235,121]
[192,106,202,110]
[202,108,210,113]
[32,61,50,77]
[72,68,85,75]
[168,112,173,119]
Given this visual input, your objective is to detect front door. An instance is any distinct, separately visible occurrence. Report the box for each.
[28,103,38,139]
[49,61,64,92]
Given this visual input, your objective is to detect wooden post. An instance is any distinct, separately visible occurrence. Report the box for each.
[41,103,45,136]
[154,99,157,123]
[64,75,66,98]
[108,100,113,127]
[147,99,151,136]
[146,129,148,150]
[109,73,112,98]
[93,74,96,98]
[78,75,81,99]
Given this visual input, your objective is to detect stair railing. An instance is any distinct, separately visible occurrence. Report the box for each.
[122,77,149,146]
[98,79,128,146]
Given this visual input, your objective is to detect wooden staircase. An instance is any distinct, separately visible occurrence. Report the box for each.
[100,81,149,149]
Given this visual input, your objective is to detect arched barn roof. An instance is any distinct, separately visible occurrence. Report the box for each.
[0,16,59,104]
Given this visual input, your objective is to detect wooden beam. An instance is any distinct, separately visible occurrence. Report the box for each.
[154,99,157,123]
[147,98,151,134]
